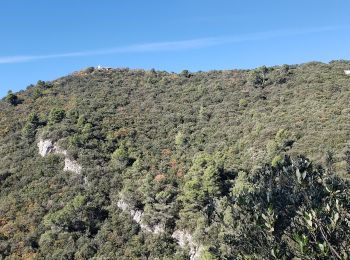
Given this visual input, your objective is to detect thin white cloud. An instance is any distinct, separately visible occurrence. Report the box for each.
[0,26,339,64]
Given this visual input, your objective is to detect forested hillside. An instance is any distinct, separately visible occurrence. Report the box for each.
[1,60,350,259]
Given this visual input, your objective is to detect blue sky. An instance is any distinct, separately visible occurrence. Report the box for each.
[1,0,350,97]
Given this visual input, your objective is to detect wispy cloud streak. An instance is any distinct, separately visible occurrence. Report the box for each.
[0,26,338,64]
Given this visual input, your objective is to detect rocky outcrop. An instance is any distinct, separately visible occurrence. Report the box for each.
[38,139,56,157]
[172,230,204,260]
[38,139,202,258]
[117,199,203,259]
[117,199,164,234]
[38,139,82,174]
[64,158,82,174]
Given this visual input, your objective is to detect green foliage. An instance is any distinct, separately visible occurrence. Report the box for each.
[1,62,350,258]
[225,156,350,259]
[32,88,43,99]
[267,129,294,159]
[271,154,284,167]
[111,143,132,169]
[84,67,95,73]
[22,122,37,139]
[180,69,191,78]
[178,153,225,229]
[48,108,66,124]
[249,66,269,87]
[239,98,248,107]
[22,112,41,139]
[77,114,87,127]
[231,171,253,196]
[344,149,350,174]
[201,247,219,259]
[175,131,186,146]
[5,91,18,106]
[112,145,128,161]
[43,195,86,230]
[37,80,53,89]
[28,112,40,125]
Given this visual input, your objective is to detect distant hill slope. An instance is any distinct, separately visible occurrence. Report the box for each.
[1,60,350,259]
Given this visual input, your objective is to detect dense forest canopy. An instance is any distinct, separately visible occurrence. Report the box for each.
[1,60,350,259]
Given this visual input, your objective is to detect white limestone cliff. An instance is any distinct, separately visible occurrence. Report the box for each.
[38,138,202,258]
[38,138,82,174]
[117,198,203,259]
[172,230,204,260]
[63,158,82,174]
[117,199,164,234]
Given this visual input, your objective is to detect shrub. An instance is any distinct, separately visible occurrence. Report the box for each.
[180,70,191,78]
[33,88,43,100]
[343,149,350,174]
[37,80,53,89]
[175,132,186,146]
[5,91,18,106]
[227,155,350,259]
[111,144,132,169]
[267,129,295,159]
[271,154,284,166]
[48,108,66,124]
[43,195,86,231]
[22,113,41,139]
[84,67,95,73]
[239,98,248,107]
[249,66,269,87]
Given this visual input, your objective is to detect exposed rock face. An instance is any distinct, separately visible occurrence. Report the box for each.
[117,199,164,234]
[38,139,202,258]
[64,158,82,174]
[172,230,204,260]
[152,224,165,235]
[38,138,82,174]
[117,200,143,224]
[117,199,202,259]
[38,139,55,157]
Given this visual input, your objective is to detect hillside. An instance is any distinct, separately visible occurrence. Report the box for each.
[1,61,350,259]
